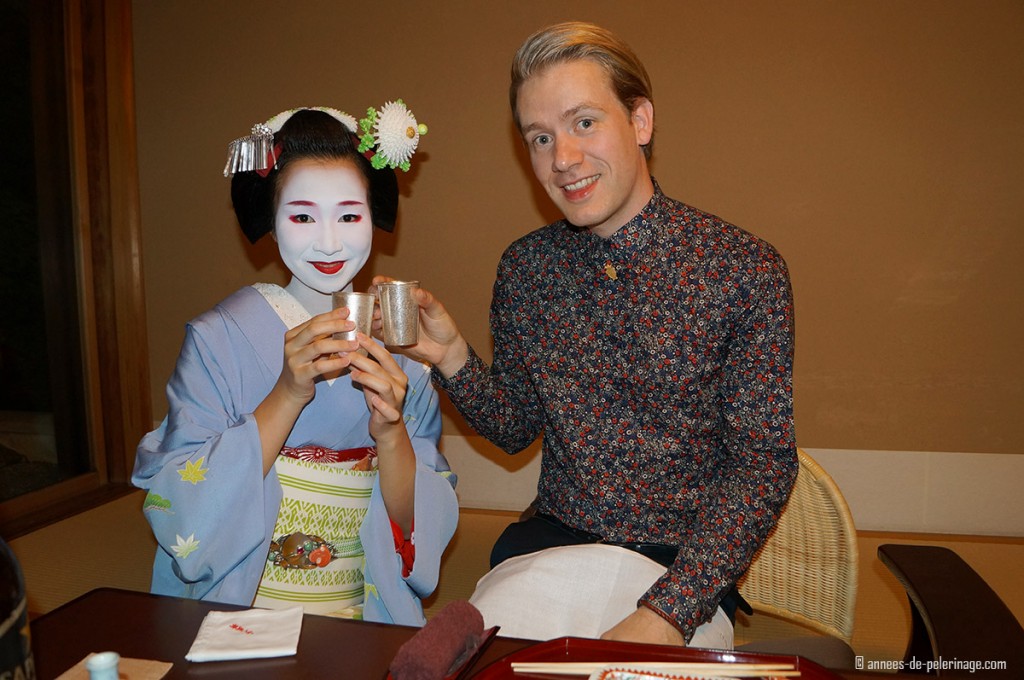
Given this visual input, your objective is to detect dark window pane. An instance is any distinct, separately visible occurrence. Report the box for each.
[0,0,89,502]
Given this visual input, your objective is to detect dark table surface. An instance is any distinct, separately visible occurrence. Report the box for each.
[28,588,965,680]
[30,588,526,679]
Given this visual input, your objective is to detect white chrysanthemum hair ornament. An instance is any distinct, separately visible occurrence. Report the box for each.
[358,99,428,172]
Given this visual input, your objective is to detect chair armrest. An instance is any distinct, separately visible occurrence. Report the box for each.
[878,544,1023,676]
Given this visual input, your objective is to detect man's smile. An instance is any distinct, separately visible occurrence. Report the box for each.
[561,174,600,200]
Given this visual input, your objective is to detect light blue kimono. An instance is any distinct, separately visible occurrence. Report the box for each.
[132,285,458,625]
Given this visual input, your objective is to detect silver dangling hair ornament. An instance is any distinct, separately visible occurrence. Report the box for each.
[222,123,276,177]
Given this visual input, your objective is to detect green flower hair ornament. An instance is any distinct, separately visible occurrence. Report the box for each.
[358,99,428,172]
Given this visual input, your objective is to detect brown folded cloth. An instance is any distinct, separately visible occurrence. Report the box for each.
[389,601,486,680]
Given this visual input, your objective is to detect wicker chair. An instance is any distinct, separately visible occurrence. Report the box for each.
[734,447,859,664]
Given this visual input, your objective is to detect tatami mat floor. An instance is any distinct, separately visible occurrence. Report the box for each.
[9,492,1023,665]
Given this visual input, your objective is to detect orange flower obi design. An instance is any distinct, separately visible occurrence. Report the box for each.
[308,545,332,567]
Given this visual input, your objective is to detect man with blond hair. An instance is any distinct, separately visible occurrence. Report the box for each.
[383,21,796,648]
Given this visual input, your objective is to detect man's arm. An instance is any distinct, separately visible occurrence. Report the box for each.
[637,243,799,643]
[433,251,549,454]
[376,257,548,455]
[371,276,468,377]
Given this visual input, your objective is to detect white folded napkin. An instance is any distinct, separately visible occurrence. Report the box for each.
[470,544,666,640]
[185,606,304,662]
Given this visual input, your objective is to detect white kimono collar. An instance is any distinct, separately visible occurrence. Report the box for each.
[251,283,311,330]
[250,283,340,386]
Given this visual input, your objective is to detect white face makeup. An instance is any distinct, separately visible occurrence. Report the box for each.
[274,158,373,312]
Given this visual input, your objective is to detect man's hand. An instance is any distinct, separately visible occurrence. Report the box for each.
[601,606,685,646]
[370,276,468,377]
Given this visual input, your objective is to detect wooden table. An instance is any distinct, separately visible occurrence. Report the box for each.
[29,588,526,679]
[28,588,965,680]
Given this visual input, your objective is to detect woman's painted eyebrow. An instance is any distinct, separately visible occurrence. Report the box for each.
[283,199,364,207]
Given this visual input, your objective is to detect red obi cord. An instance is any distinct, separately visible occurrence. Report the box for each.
[280,445,375,463]
[390,519,415,577]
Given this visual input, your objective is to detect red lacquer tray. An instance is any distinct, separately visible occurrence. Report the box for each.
[469,637,845,679]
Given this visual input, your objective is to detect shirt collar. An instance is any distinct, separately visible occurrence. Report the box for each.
[570,177,665,258]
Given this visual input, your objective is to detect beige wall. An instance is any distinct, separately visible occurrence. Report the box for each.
[132,1,1023,455]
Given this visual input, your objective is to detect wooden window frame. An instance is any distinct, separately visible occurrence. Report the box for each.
[0,0,150,538]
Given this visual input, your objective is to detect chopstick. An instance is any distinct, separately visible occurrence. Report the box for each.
[510,661,799,677]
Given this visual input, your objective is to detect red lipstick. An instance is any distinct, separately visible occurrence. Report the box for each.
[311,261,344,275]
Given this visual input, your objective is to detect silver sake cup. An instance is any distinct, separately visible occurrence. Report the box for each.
[331,291,376,351]
[376,280,420,346]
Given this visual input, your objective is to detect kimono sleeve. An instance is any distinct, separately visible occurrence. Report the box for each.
[361,358,458,625]
[132,316,280,603]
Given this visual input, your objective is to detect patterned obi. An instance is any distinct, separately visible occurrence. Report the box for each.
[254,446,377,617]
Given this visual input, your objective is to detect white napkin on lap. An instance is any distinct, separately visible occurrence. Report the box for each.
[185,607,304,662]
[470,544,666,640]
